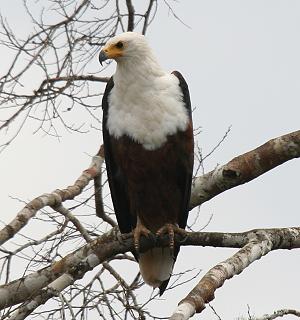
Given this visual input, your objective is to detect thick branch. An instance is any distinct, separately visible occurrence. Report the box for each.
[190,130,300,208]
[8,273,75,320]
[170,227,300,319]
[0,227,299,310]
[0,156,103,246]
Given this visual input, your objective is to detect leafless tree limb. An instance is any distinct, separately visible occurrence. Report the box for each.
[191,129,300,208]
[170,228,300,319]
[0,155,103,246]
[52,204,92,243]
[94,145,116,227]
[253,309,300,320]
[1,226,299,314]
[126,0,135,31]
[142,0,156,35]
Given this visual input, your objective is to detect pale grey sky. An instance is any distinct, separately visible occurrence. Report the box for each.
[0,1,299,319]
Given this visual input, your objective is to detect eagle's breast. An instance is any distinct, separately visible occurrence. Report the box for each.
[106,73,189,150]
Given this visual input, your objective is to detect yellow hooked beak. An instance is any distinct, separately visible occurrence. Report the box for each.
[99,41,124,65]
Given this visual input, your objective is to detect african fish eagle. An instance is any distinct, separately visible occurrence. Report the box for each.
[99,32,194,295]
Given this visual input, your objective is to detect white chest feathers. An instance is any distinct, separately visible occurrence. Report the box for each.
[107,74,189,150]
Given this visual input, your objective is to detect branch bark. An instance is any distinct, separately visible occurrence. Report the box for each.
[94,145,116,227]
[254,309,300,320]
[126,0,135,31]
[0,227,299,311]
[0,155,103,246]
[170,227,300,319]
[190,130,300,208]
[7,273,75,320]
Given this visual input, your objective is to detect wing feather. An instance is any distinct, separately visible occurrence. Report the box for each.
[158,71,194,295]
[102,77,134,233]
[172,70,194,229]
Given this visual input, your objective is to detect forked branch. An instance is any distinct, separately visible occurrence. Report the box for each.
[0,227,299,312]
[170,228,300,319]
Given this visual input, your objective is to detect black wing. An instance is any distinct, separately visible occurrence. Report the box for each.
[102,77,134,233]
[159,71,194,295]
[172,70,194,229]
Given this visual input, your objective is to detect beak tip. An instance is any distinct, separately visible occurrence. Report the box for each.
[99,50,108,66]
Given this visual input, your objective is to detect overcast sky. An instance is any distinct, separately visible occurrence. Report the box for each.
[1,1,299,319]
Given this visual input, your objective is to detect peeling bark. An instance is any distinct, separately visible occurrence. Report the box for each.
[8,273,75,320]
[0,227,299,311]
[170,228,300,319]
[190,130,300,208]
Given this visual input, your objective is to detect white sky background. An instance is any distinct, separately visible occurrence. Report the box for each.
[0,1,300,319]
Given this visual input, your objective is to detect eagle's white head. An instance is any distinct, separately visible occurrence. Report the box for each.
[99,32,150,64]
[99,32,166,87]
[99,32,164,74]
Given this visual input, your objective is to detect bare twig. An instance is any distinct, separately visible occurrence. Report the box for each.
[94,145,116,227]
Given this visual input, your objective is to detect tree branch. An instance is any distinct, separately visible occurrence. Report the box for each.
[126,0,135,31]
[52,204,92,243]
[190,130,300,208]
[170,227,300,319]
[142,0,156,35]
[94,145,116,227]
[8,273,75,320]
[0,155,103,246]
[253,309,300,320]
[0,227,299,311]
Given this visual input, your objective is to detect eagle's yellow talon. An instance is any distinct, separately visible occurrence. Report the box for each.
[133,223,151,253]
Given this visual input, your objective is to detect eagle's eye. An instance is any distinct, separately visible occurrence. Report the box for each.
[115,41,124,49]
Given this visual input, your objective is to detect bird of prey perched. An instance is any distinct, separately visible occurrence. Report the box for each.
[99,32,194,295]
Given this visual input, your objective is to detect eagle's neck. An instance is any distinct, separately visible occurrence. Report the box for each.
[114,54,165,87]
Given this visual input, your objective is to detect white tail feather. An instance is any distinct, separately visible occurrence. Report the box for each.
[139,248,174,288]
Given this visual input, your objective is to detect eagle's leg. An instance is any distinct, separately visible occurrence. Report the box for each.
[133,218,152,253]
[156,224,186,251]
